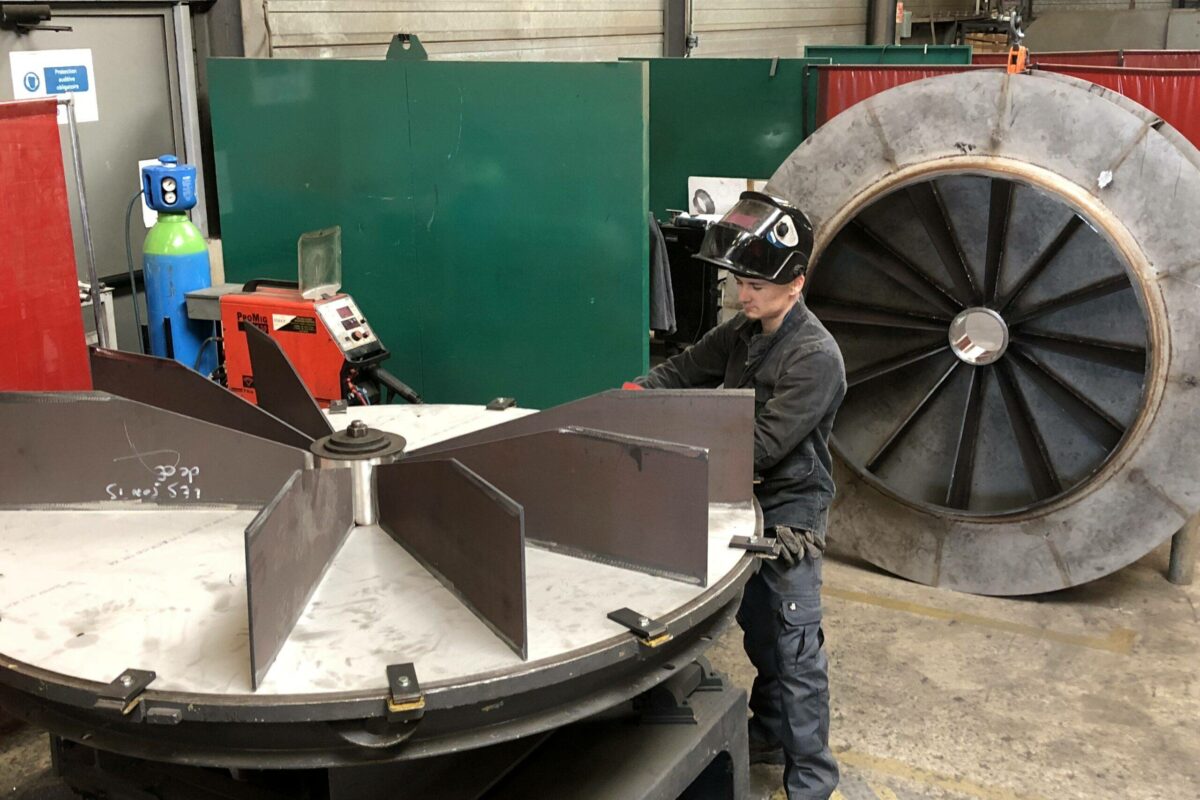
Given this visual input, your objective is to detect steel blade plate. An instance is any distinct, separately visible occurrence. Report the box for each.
[245,468,354,689]
[90,348,313,449]
[376,459,527,659]
[410,427,710,585]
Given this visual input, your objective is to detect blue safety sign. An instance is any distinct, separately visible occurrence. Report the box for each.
[43,65,89,94]
[9,48,99,123]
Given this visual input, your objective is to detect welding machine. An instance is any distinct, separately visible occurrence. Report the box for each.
[215,227,420,407]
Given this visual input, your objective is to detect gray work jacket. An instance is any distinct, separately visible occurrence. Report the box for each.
[638,299,846,535]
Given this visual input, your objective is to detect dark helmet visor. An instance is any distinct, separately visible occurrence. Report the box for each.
[695,193,812,283]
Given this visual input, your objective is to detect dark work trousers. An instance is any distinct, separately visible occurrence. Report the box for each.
[736,552,839,799]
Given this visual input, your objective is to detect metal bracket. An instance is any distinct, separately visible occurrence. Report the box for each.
[385,663,426,721]
[94,669,156,718]
[729,535,780,558]
[607,608,672,649]
[386,33,429,61]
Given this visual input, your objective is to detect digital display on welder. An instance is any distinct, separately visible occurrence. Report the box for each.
[341,319,360,331]
[337,306,354,319]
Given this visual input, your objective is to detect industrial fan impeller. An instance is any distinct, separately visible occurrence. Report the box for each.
[769,69,1200,594]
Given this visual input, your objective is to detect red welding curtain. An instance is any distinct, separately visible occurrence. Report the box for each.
[0,99,90,390]
[817,63,1200,151]
[973,50,1200,69]
[1039,65,1200,146]
[816,65,989,126]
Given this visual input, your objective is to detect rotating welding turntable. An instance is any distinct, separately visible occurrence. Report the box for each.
[0,328,759,799]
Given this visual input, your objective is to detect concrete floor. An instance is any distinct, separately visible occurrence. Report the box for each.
[2,540,1197,800]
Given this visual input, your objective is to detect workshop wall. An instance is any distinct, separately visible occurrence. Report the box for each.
[243,0,870,61]
[243,0,666,60]
[690,0,867,57]
[903,1,978,18]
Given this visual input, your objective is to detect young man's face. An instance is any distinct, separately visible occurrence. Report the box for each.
[735,275,805,321]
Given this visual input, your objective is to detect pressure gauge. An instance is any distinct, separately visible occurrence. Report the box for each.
[164,191,177,204]
[162,177,177,193]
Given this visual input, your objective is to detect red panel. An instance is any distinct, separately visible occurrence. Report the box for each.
[0,99,91,390]
[972,50,1200,69]
[1034,51,1122,67]
[974,52,1124,67]
[1122,51,1200,69]
[818,61,1200,152]
[972,53,1011,66]
[817,65,987,126]
[1038,64,1200,149]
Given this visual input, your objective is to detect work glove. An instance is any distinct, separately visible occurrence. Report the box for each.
[774,526,822,567]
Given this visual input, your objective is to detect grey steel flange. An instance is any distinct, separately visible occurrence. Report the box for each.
[767,70,1200,595]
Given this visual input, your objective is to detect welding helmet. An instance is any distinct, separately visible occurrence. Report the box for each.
[695,191,814,284]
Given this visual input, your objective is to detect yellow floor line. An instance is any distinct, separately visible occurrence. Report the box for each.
[823,586,1136,655]
[868,782,901,800]
[840,748,1049,800]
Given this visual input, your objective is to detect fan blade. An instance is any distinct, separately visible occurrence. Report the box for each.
[0,392,308,506]
[243,324,334,440]
[414,389,753,504]
[90,348,313,449]
[244,468,354,690]
[376,459,527,659]
[409,427,710,585]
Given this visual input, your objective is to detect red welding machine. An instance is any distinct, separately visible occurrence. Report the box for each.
[220,280,419,407]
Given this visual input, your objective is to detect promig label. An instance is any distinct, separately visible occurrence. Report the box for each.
[236,311,270,334]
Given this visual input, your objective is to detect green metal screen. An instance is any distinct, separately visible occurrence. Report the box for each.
[803,45,972,65]
[208,58,649,409]
[634,58,827,221]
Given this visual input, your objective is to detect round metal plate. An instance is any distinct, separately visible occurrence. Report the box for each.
[0,405,758,767]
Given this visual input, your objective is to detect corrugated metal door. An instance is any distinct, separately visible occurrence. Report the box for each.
[246,0,666,60]
[690,0,867,57]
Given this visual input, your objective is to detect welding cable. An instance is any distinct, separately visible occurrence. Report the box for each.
[124,190,146,353]
[346,378,371,407]
[192,334,222,374]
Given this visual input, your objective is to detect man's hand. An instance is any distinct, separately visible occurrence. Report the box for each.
[774,526,820,567]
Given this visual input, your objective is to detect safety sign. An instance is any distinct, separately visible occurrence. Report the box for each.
[9,49,98,124]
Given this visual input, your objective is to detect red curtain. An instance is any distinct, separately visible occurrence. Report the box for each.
[817,62,1200,151]
[1039,64,1200,147]
[817,66,987,126]
[1123,51,1200,69]
[972,51,1122,67]
[0,99,91,390]
[973,50,1200,68]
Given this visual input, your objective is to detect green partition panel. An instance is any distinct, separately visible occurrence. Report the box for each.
[208,58,648,409]
[635,58,827,221]
[804,45,973,65]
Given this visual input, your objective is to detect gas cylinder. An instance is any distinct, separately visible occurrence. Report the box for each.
[141,155,217,375]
